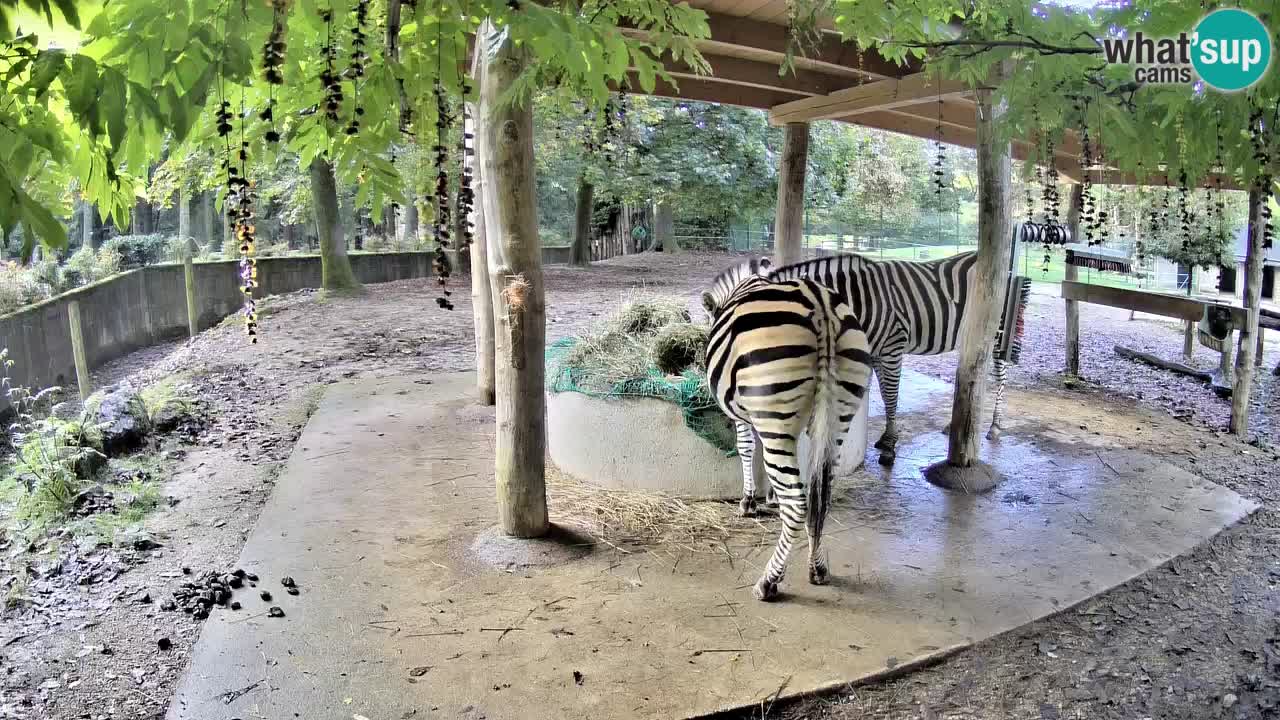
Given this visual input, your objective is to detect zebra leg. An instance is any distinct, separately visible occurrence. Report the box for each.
[806,459,834,585]
[736,422,759,517]
[988,359,1007,440]
[754,437,805,602]
[872,355,903,465]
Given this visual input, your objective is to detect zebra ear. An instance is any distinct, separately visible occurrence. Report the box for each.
[700,291,718,316]
[758,257,771,273]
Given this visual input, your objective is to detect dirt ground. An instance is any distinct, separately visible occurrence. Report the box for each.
[2,251,1278,720]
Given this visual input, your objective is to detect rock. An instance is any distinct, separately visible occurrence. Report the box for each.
[71,485,113,515]
[1222,693,1238,709]
[150,402,193,434]
[281,577,296,588]
[93,385,149,456]
[267,606,285,618]
[260,591,272,602]
[73,449,108,481]
[156,637,172,651]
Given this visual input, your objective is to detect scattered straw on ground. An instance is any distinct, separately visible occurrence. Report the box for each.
[547,463,770,549]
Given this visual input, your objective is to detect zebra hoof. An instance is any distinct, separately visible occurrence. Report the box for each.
[987,425,1002,441]
[877,450,896,466]
[808,564,829,586]
[739,497,758,517]
[753,578,780,602]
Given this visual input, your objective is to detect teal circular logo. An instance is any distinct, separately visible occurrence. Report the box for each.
[1192,9,1272,92]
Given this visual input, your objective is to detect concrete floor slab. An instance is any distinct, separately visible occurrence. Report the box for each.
[166,372,1257,720]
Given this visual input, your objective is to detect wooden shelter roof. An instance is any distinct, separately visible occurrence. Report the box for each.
[625,2,1238,189]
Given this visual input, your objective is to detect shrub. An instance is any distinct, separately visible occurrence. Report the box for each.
[63,245,123,287]
[100,234,174,269]
[2,352,105,528]
[0,262,54,315]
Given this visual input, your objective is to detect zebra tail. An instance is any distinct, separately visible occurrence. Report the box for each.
[806,298,839,482]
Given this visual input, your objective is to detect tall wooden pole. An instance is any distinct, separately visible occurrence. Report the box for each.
[773,122,809,266]
[478,20,548,538]
[467,44,495,406]
[1230,189,1266,436]
[1063,183,1084,376]
[946,75,1012,468]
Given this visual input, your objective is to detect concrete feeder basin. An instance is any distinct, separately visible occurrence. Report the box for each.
[546,391,869,500]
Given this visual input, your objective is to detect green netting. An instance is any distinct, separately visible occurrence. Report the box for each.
[545,337,738,457]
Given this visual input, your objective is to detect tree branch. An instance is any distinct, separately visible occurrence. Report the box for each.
[891,39,1102,56]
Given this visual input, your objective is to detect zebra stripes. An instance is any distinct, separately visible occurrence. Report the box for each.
[702,262,874,601]
[766,250,1024,464]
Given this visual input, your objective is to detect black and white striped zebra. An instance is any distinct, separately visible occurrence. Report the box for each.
[702,261,875,601]
[765,250,1028,463]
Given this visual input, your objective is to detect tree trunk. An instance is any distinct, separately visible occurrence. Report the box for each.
[478,20,547,537]
[946,75,1013,469]
[402,199,419,247]
[310,156,361,292]
[654,202,675,252]
[201,192,218,249]
[177,189,192,247]
[774,122,810,267]
[570,175,594,266]
[83,202,103,249]
[1064,183,1084,376]
[1231,189,1266,436]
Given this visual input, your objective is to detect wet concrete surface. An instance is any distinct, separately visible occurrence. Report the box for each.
[165,372,1258,720]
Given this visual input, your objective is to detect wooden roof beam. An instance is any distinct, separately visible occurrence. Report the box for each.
[769,72,974,126]
[662,53,860,98]
[621,10,914,83]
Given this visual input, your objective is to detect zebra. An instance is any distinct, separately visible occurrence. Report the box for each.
[766,250,1029,460]
[708,250,1030,515]
[702,259,875,601]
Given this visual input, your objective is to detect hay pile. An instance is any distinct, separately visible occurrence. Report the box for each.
[554,296,708,392]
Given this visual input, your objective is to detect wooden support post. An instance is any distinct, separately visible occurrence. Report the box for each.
[478,20,549,538]
[773,122,809,266]
[67,300,91,401]
[946,71,1012,470]
[466,43,495,406]
[1230,189,1266,436]
[1219,334,1235,387]
[1182,267,1198,361]
[1256,328,1265,367]
[183,253,198,338]
[1064,183,1084,377]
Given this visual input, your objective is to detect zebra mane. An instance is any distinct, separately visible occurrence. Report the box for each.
[701,256,772,316]
[766,251,877,282]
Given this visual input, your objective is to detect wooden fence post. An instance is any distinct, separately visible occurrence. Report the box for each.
[183,253,198,338]
[478,20,549,538]
[773,122,809,266]
[67,300,91,401]
[1064,183,1084,376]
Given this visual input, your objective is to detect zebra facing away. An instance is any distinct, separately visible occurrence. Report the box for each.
[702,260,875,601]
[766,250,1026,463]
